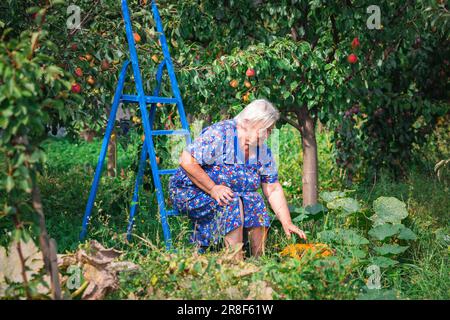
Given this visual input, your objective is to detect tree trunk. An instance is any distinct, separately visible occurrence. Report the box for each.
[317,119,323,133]
[107,133,117,177]
[32,181,62,300]
[106,106,117,177]
[296,105,318,206]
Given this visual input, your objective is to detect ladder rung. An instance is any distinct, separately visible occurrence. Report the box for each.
[121,94,177,104]
[158,169,177,175]
[150,129,190,136]
[166,209,180,216]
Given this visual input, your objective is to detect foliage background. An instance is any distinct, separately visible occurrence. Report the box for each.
[0,0,449,299]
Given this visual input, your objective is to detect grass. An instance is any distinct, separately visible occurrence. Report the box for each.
[1,123,449,299]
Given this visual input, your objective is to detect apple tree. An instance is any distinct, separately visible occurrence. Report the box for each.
[0,0,82,298]
[157,0,449,202]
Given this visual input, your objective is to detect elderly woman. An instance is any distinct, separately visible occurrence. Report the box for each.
[169,99,306,259]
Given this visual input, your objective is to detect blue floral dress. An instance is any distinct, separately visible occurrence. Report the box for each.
[168,119,278,247]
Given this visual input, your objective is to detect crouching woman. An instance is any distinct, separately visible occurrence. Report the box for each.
[169,99,306,259]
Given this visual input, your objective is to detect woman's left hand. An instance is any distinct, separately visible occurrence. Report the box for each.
[282,222,307,240]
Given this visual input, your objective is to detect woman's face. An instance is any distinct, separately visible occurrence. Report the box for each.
[240,120,275,147]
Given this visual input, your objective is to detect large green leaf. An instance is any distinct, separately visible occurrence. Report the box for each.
[347,248,367,259]
[291,203,328,222]
[318,228,369,246]
[340,229,369,245]
[370,197,409,226]
[289,205,308,223]
[316,230,337,243]
[368,224,402,241]
[373,244,409,255]
[369,256,399,268]
[320,190,346,203]
[327,197,360,215]
[304,203,328,220]
[397,227,418,240]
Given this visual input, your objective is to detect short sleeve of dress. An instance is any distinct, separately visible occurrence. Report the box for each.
[259,146,279,184]
[184,124,224,166]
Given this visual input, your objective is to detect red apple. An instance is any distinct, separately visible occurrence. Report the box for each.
[351,37,360,50]
[71,83,81,94]
[70,43,78,51]
[347,54,358,64]
[74,67,83,77]
[246,68,255,77]
[101,60,110,71]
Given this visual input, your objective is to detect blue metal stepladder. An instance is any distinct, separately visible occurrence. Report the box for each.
[79,0,191,250]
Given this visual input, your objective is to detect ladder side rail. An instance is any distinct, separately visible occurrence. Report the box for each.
[123,0,173,249]
[151,1,191,141]
[80,60,131,240]
[126,60,166,238]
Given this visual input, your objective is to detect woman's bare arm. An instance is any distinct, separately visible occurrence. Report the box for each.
[261,181,291,224]
[179,150,234,205]
[179,150,216,194]
[262,181,307,239]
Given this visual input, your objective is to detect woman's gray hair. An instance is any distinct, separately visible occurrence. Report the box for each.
[234,99,280,129]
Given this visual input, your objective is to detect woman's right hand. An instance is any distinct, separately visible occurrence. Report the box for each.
[209,184,235,206]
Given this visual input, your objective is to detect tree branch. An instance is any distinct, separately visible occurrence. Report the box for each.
[326,14,339,63]
[31,173,62,300]
[280,113,300,130]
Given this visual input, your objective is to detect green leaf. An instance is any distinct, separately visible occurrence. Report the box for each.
[340,229,369,246]
[5,176,14,192]
[318,229,369,246]
[373,244,409,255]
[291,204,327,222]
[292,213,309,223]
[193,261,203,275]
[282,90,290,99]
[305,203,328,216]
[397,227,417,240]
[1,107,13,118]
[18,179,32,193]
[317,230,337,243]
[30,150,44,164]
[290,81,299,91]
[320,191,346,203]
[327,197,360,215]
[317,85,325,94]
[368,224,402,241]
[369,256,399,268]
[370,197,409,226]
[347,248,367,259]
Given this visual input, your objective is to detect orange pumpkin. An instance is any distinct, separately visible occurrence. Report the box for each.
[280,243,333,259]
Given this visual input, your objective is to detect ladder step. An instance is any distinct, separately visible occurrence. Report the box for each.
[121,94,177,104]
[150,129,190,136]
[158,169,177,175]
[166,209,180,216]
